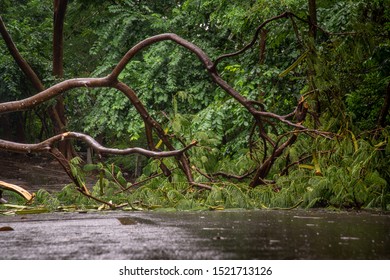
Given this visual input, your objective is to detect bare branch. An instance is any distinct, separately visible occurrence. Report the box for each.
[211,169,257,181]
[0,132,198,158]
[213,12,291,67]
[0,180,35,202]
[115,171,166,194]
[109,33,214,81]
[0,77,112,114]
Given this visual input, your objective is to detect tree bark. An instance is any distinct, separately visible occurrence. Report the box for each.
[52,0,74,159]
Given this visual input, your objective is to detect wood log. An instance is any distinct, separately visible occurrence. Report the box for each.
[0,181,35,202]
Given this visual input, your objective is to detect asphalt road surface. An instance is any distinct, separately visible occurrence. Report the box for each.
[1,210,389,260]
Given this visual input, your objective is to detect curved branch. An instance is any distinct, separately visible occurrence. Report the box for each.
[111,31,306,130]
[0,180,35,202]
[0,132,198,158]
[0,77,112,114]
[109,33,214,81]
[213,12,290,67]
[108,33,257,114]
[1,29,304,131]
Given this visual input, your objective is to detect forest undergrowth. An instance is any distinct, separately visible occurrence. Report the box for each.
[2,126,389,214]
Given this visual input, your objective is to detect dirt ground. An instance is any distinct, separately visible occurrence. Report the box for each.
[0,151,73,193]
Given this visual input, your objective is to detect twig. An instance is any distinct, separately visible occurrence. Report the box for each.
[211,169,257,181]
[280,149,336,176]
[114,171,165,194]
[192,165,215,182]
[75,188,116,209]
[213,12,291,67]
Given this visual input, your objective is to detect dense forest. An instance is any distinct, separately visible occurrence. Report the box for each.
[0,0,389,211]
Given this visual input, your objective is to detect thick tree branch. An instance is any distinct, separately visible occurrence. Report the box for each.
[0,132,198,158]
[109,31,309,131]
[1,28,305,131]
[108,33,262,117]
[0,77,112,114]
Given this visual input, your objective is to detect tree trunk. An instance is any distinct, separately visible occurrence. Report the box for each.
[52,0,75,159]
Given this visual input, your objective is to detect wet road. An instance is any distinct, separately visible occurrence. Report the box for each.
[1,210,389,260]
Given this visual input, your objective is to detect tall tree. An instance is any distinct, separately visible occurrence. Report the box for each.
[50,0,75,159]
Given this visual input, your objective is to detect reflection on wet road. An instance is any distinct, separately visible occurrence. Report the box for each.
[0,210,389,259]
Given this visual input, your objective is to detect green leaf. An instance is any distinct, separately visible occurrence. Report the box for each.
[116,171,127,186]
[15,208,50,215]
[83,164,99,172]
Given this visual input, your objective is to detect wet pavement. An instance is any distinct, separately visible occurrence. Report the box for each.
[1,210,389,260]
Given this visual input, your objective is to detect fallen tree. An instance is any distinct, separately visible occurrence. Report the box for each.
[1,11,329,207]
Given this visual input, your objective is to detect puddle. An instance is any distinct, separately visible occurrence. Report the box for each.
[117,217,138,225]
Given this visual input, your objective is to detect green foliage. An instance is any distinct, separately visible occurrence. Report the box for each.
[275,131,390,210]
[312,0,390,130]
[0,190,26,207]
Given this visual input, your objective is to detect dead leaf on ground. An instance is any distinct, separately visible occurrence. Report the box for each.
[0,226,14,231]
